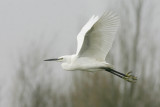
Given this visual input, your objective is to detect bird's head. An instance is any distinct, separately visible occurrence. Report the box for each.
[44,55,72,63]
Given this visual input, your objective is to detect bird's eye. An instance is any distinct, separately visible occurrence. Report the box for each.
[59,57,63,60]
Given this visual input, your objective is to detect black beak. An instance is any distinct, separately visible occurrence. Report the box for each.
[44,58,59,61]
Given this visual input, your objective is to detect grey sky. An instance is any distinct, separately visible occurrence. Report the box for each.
[0,0,109,81]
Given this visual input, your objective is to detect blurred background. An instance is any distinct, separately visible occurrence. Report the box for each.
[0,0,160,107]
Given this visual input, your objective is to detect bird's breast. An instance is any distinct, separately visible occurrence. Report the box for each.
[61,63,75,71]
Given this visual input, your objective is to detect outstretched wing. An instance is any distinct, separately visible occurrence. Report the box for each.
[76,11,120,61]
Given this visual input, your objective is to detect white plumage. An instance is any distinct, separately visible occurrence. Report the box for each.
[76,12,120,61]
[44,11,137,82]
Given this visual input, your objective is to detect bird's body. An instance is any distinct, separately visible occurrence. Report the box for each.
[44,11,137,82]
[60,55,112,72]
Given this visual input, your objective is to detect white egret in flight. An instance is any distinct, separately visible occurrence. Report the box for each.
[44,11,137,82]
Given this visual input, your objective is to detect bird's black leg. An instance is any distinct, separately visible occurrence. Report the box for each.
[100,67,137,83]
[104,68,124,79]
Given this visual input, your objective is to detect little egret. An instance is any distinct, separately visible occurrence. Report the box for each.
[44,11,137,82]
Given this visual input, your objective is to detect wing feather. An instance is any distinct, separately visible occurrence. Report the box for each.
[76,11,120,61]
[76,15,99,54]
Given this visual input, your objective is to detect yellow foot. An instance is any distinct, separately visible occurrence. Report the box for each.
[122,72,137,83]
